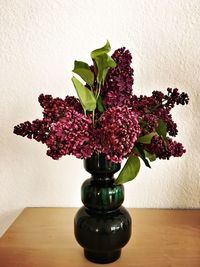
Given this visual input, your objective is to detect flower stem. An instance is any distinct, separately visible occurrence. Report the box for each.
[146,99,167,113]
[92,110,95,127]
[96,84,101,100]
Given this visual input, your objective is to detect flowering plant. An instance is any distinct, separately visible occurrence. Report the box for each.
[14,41,189,184]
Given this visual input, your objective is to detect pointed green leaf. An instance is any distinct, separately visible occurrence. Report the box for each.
[72,61,94,87]
[144,150,156,162]
[95,54,116,85]
[114,155,140,185]
[134,145,151,168]
[71,76,96,112]
[137,132,157,144]
[141,157,151,168]
[91,40,111,59]
[97,96,105,113]
[156,119,167,138]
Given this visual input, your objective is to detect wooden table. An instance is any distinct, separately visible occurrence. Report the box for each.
[0,208,199,267]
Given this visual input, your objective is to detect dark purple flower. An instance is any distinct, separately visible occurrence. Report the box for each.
[14,95,94,160]
[13,46,189,165]
[130,88,188,137]
[141,114,158,134]
[14,119,50,143]
[38,94,82,122]
[101,47,134,108]
[144,136,186,160]
[164,88,189,109]
[96,106,140,163]
[45,108,94,160]
[155,108,178,137]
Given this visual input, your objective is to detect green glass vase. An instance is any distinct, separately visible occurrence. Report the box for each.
[74,153,132,264]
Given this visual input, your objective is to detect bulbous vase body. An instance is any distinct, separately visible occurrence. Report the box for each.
[74,154,132,264]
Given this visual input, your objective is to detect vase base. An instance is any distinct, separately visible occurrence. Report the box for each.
[84,249,121,264]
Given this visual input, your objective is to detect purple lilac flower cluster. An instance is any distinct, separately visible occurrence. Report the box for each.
[38,94,82,122]
[101,47,134,108]
[14,47,189,164]
[45,108,94,160]
[14,97,140,162]
[14,95,95,160]
[144,136,185,160]
[130,88,189,159]
[95,106,140,163]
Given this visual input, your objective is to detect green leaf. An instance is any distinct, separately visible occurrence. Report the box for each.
[97,96,105,113]
[139,118,147,128]
[156,119,167,138]
[72,61,94,87]
[95,53,116,85]
[90,40,116,85]
[91,40,111,59]
[134,145,151,168]
[144,150,156,162]
[114,155,140,185]
[137,132,157,144]
[71,76,96,112]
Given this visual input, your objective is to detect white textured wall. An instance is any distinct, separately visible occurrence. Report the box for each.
[0,0,200,236]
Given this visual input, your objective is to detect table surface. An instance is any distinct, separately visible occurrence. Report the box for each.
[0,208,200,267]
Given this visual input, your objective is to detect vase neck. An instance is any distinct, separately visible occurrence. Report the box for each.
[91,175,114,184]
[84,154,121,180]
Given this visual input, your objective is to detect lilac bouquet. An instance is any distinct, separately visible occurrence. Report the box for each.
[14,41,189,184]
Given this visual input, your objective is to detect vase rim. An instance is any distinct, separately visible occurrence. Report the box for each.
[84,153,121,176]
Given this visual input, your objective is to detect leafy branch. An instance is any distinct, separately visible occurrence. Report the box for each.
[114,119,168,185]
[71,40,116,126]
